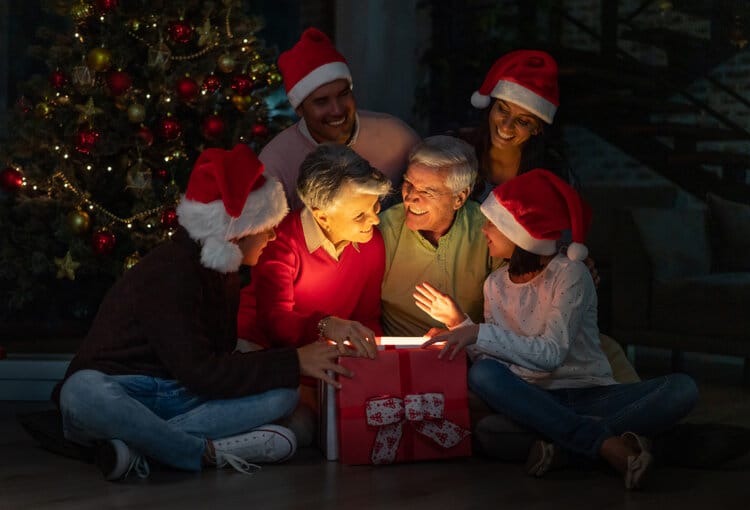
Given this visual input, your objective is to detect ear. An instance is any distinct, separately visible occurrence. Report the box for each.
[295,104,305,118]
[531,122,544,137]
[311,207,330,232]
[453,187,470,210]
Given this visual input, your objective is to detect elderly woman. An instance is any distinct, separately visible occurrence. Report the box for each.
[237,143,390,359]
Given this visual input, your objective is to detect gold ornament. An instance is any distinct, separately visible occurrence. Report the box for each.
[75,97,104,124]
[34,102,52,118]
[67,209,91,235]
[123,252,141,271]
[87,47,113,72]
[127,103,146,123]
[54,251,81,281]
[57,94,71,106]
[217,54,236,73]
[129,18,141,32]
[70,1,92,23]
[231,95,252,112]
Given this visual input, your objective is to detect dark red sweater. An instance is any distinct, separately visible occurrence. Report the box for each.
[53,227,300,404]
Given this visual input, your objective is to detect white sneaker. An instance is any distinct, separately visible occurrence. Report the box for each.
[213,425,297,475]
[96,439,150,481]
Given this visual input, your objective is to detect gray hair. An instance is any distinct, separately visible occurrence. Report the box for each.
[297,143,391,210]
[407,135,477,194]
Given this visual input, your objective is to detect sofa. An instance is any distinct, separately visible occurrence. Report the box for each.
[610,193,750,383]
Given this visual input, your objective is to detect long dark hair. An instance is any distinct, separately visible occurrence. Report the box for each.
[469,99,574,201]
[507,245,546,277]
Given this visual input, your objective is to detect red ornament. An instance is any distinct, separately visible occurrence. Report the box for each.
[0,167,23,192]
[106,70,131,96]
[231,75,254,96]
[175,76,199,102]
[157,117,182,140]
[136,125,154,146]
[153,168,169,180]
[160,207,179,229]
[49,70,68,90]
[74,127,100,154]
[251,122,269,138]
[95,0,119,12]
[201,114,226,140]
[91,229,116,256]
[202,74,221,93]
[168,21,193,44]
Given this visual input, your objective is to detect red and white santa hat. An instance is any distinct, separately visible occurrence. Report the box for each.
[471,50,559,124]
[177,144,288,273]
[278,27,352,109]
[480,169,591,261]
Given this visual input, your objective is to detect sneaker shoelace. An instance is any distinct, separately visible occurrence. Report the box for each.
[216,452,261,475]
[125,455,151,479]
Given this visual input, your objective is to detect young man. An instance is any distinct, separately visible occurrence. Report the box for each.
[54,144,351,481]
[260,27,420,211]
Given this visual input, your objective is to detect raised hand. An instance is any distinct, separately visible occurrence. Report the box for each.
[297,341,353,389]
[422,324,480,360]
[320,316,378,359]
[413,282,465,328]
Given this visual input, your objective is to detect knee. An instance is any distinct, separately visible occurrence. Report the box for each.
[668,373,699,413]
[468,359,505,395]
[265,388,299,419]
[59,370,107,414]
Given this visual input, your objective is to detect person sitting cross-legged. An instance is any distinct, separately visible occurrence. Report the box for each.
[54,144,351,481]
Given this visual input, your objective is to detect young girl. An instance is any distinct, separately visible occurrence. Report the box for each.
[417,169,698,489]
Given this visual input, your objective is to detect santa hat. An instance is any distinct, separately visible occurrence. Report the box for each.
[176,144,288,273]
[278,27,352,109]
[480,169,591,261]
[471,50,559,124]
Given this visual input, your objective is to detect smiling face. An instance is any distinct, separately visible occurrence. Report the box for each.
[481,219,516,259]
[402,163,467,244]
[313,181,381,246]
[236,227,277,266]
[488,99,542,150]
[296,79,356,144]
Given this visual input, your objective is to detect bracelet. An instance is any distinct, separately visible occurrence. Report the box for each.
[317,315,332,340]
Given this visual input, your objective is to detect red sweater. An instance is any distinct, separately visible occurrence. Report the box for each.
[238,210,385,348]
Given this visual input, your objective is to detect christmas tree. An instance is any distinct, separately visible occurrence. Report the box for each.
[0,0,291,333]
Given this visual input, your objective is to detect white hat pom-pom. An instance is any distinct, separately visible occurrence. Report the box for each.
[471,91,490,109]
[567,242,588,262]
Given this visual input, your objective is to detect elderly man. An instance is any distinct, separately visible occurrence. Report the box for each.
[379,135,492,336]
[259,27,420,211]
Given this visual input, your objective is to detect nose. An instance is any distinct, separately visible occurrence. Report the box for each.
[330,98,344,116]
[367,210,380,225]
[500,115,515,130]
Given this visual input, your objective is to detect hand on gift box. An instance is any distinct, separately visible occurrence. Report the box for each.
[422,324,479,360]
[413,282,465,328]
[320,316,378,359]
[298,341,353,389]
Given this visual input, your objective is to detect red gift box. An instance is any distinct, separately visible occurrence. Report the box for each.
[333,346,471,465]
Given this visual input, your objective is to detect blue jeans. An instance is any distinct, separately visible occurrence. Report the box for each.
[59,369,299,471]
[468,359,698,460]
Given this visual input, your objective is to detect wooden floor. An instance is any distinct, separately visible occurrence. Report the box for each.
[3,351,750,509]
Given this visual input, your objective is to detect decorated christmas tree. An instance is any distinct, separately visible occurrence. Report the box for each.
[0,0,290,333]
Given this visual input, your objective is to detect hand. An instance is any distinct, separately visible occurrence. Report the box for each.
[421,324,479,360]
[320,316,378,359]
[413,282,465,328]
[584,256,601,289]
[297,341,353,389]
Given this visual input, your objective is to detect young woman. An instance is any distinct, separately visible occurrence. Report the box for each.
[417,169,698,489]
